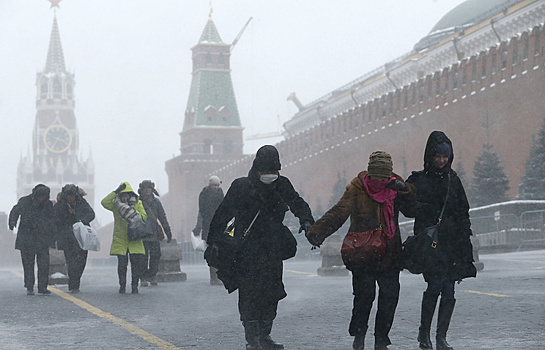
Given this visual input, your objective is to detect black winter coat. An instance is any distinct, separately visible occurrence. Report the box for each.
[9,195,56,251]
[197,186,224,241]
[140,194,172,241]
[53,196,95,250]
[401,131,476,281]
[207,171,314,297]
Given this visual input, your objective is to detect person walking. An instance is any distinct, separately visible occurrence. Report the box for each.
[306,151,415,350]
[400,131,476,350]
[138,180,172,287]
[9,184,56,295]
[192,175,224,285]
[206,145,314,350]
[53,184,95,293]
[101,182,147,294]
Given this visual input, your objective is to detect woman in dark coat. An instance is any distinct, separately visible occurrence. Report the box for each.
[9,184,56,295]
[206,145,314,350]
[306,151,416,350]
[401,131,476,350]
[54,184,95,293]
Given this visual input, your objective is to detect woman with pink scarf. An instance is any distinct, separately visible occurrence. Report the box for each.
[306,151,415,350]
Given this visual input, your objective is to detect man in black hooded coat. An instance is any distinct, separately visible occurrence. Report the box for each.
[400,131,476,350]
[9,184,56,295]
[206,145,314,350]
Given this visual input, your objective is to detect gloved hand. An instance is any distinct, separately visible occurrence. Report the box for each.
[385,179,407,192]
[167,236,172,243]
[306,233,323,248]
[192,228,200,236]
[114,183,126,194]
[298,221,312,234]
[8,223,15,231]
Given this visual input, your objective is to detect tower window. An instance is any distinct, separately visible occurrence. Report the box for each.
[206,53,212,64]
[205,106,217,121]
[203,138,213,154]
[219,106,231,121]
[53,78,62,95]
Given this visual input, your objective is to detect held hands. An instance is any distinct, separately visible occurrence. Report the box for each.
[385,179,407,192]
[167,236,172,243]
[114,183,126,194]
[306,233,323,249]
[298,221,312,234]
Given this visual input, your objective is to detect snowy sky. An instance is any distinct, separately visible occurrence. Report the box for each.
[0,0,467,225]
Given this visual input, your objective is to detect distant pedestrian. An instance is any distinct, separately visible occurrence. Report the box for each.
[206,145,314,350]
[53,184,95,293]
[192,175,224,285]
[138,180,172,287]
[400,131,476,350]
[306,151,415,350]
[9,184,56,295]
[101,182,147,294]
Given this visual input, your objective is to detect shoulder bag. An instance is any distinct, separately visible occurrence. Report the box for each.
[142,201,165,240]
[402,173,450,274]
[340,205,387,267]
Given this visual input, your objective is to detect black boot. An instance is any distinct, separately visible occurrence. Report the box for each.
[436,299,456,350]
[119,275,126,294]
[418,292,438,349]
[243,321,264,350]
[352,335,365,350]
[259,320,284,349]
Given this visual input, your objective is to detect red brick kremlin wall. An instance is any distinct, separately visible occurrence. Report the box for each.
[212,25,545,217]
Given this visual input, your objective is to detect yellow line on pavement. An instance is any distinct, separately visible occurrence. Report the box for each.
[10,270,182,350]
[285,269,316,276]
[462,289,511,298]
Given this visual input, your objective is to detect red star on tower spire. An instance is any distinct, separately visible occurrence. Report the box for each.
[48,0,62,9]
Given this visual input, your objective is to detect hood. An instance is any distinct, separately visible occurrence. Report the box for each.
[423,131,454,171]
[248,145,282,179]
[32,184,50,199]
[119,182,138,199]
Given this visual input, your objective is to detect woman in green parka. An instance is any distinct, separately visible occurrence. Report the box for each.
[101,182,147,294]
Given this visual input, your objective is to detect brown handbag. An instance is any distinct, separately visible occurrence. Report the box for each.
[340,205,387,267]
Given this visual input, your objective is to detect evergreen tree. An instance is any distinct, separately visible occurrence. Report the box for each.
[518,118,545,199]
[470,144,510,206]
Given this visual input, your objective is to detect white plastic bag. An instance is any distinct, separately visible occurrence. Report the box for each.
[191,231,207,252]
[72,222,100,251]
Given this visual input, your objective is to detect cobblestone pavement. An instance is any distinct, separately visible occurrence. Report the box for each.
[0,249,543,350]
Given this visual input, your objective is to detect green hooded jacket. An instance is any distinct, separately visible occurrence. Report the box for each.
[101,182,147,255]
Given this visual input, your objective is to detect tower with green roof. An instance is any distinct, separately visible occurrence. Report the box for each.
[165,13,245,240]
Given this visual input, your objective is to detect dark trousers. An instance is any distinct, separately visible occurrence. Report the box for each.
[117,252,146,287]
[424,277,455,301]
[349,269,400,345]
[20,247,50,291]
[143,240,161,279]
[238,287,279,322]
[63,244,88,291]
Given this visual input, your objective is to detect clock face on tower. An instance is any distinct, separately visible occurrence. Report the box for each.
[44,124,72,153]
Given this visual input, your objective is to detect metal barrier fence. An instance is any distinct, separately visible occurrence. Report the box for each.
[399,210,545,249]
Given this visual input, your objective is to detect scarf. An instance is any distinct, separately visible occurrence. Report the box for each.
[114,195,142,227]
[362,174,397,239]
